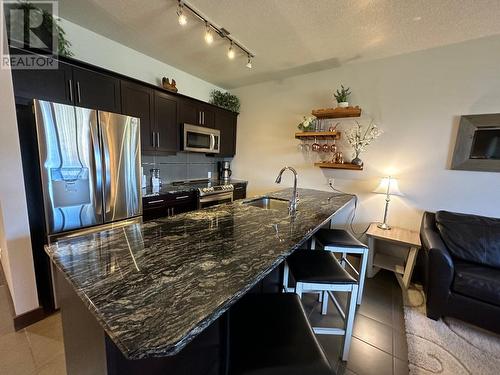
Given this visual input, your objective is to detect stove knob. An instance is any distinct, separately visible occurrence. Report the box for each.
[228,184,234,189]
[202,188,208,193]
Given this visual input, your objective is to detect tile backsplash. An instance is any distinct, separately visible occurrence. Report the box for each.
[142,152,229,185]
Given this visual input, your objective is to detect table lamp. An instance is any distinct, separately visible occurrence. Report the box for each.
[373,176,403,230]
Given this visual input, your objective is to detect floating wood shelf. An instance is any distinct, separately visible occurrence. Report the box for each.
[314,162,363,170]
[312,106,362,119]
[295,131,340,140]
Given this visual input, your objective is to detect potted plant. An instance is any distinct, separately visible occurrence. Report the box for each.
[298,116,316,132]
[345,120,382,166]
[209,90,240,113]
[334,85,351,108]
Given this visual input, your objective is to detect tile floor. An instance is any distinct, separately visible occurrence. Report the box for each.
[0,268,66,375]
[301,269,409,375]
[0,266,407,375]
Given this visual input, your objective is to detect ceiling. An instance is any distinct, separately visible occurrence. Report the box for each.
[59,0,500,89]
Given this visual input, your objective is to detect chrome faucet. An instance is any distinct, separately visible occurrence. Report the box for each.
[275,166,298,214]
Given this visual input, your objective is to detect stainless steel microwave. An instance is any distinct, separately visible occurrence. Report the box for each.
[182,124,220,153]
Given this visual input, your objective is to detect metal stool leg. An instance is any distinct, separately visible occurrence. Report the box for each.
[357,248,369,304]
[342,284,358,361]
[321,291,329,315]
[295,282,303,298]
[283,262,290,292]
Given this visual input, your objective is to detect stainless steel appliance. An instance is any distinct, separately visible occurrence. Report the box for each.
[198,183,234,209]
[183,123,220,153]
[34,99,142,239]
[219,161,232,181]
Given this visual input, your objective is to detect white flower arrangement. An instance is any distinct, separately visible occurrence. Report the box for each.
[298,116,316,131]
[345,121,383,158]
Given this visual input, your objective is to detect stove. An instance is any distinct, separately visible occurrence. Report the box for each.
[172,179,234,207]
[198,183,234,197]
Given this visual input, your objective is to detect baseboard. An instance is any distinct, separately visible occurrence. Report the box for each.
[13,306,46,330]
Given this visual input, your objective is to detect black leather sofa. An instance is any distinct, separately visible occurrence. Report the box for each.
[420,210,500,333]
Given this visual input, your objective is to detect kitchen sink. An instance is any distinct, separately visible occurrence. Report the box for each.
[243,196,290,210]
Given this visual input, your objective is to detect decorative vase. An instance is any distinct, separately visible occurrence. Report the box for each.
[351,152,363,166]
[338,102,349,108]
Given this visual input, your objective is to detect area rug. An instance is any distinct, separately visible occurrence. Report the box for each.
[403,286,500,375]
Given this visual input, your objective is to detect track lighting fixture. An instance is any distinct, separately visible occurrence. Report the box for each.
[175,1,254,68]
[246,55,252,69]
[227,42,235,59]
[177,1,187,25]
[204,22,213,44]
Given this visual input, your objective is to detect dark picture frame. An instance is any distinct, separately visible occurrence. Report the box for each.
[451,114,500,172]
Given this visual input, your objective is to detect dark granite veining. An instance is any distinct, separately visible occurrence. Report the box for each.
[46,188,353,360]
[142,179,248,197]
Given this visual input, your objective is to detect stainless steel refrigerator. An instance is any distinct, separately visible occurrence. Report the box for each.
[33,100,142,240]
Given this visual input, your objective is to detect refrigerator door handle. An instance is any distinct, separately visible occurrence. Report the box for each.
[89,112,103,218]
[100,116,112,216]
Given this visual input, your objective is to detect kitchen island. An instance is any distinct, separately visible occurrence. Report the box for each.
[47,188,354,374]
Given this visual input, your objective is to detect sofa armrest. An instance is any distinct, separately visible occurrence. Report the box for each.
[420,212,454,320]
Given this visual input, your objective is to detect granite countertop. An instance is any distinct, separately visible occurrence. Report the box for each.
[143,179,248,197]
[46,188,353,359]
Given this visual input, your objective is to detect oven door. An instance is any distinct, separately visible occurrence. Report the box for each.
[198,192,233,209]
[183,124,220,154]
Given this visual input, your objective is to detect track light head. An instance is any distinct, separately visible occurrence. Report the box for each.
[227,42,235,59]
[246,55,252,69]
[177,1,187,25]
[204,23,213,44]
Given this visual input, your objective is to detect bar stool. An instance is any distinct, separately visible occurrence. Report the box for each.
[312,228,369,305]
[287,250,358,361]
[228,293,334,375]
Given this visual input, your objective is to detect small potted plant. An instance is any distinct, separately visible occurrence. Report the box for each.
[334,85,351,108]
[298,116,316,131]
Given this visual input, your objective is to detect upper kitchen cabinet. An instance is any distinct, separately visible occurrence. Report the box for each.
[72,66,121,113]
[178,97,214,128]
[121,80,155,153]
[10,58,74,104]
[154,90,178,154]
[214,109,238,157]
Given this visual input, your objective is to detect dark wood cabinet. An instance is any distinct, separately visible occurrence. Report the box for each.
[154,91,178,153]
[214,110,238,157]
[72,66,121,112]
[178,97,214,127]
[233,184,247,200]
[121,81,155,153]
[142,192,197,221]
[199,104,215,128]
[11,59,74,104]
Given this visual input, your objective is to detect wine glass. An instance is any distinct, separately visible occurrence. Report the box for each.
[330,140,337,162]
[312,137,321,152]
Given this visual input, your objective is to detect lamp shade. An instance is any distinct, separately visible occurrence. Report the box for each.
[373,177,403,196]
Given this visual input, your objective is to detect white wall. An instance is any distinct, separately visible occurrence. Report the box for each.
[60,19,223,101]
[0,19,39,315]
[232,35,500,232]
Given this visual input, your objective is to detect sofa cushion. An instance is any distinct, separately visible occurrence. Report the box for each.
[452,261,500,307]
[435,210,500,269]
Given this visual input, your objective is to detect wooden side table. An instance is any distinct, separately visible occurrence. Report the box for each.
[366,223,421,289]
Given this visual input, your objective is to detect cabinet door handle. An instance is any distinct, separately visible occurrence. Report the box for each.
[68,79,73,102]
[175,195,190,200]
[157,132,160,148]
[202,111,205,125]
[147,199,164,204]
[76,81,81,103]
[171,207,175,216]
[152,132,156,147]
[198,111,201,125]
